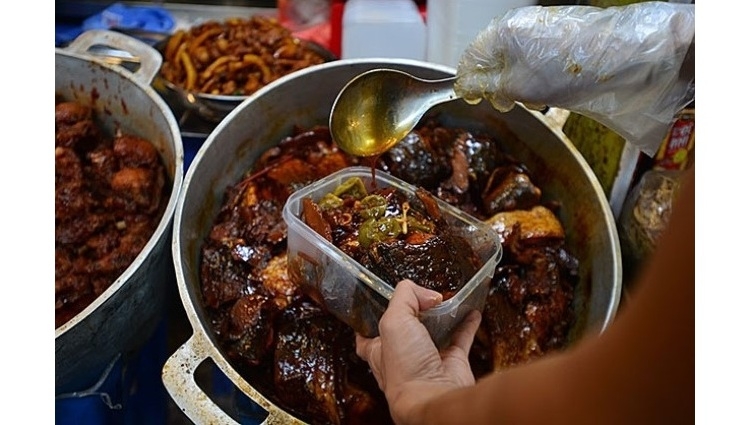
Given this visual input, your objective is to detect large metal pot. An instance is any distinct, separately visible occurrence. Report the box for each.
[164,58,622,424]
[55,30,184,394]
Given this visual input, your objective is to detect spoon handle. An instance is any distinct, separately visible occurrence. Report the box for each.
[418,76,460,110]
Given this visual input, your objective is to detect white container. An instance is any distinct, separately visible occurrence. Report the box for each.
[341,0,426,60]
[426,0,537,68]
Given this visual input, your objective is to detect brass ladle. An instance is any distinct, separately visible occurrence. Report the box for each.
[329,69,459,157]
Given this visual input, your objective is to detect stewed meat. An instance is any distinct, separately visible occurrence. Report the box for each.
[301,182,481,299]
[55,101,169,328]
[198,120,579,424]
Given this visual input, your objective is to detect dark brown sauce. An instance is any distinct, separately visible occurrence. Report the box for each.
[367,154,379,189]
[197,121,580,424]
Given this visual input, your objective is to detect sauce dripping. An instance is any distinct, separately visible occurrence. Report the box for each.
[367,154,379,189]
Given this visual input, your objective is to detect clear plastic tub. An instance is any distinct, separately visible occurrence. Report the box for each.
[283,166,502,347]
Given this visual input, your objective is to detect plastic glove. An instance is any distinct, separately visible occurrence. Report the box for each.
[454,2,695,156]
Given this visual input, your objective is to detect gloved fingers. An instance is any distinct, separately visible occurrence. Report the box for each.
[454,3,695,156]
[455,21,516,112]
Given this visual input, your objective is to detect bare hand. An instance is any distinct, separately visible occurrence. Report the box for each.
[355,279,481,425]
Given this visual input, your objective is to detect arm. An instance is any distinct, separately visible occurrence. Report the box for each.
[382,167,694,425]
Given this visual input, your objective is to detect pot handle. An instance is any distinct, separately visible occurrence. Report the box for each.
[162,333,293,425]
[65,29,162,85]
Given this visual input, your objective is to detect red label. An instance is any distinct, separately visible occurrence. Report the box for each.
[655,110,695,171]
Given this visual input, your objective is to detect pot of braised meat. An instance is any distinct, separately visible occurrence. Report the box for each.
[165,59,622,424]
[55,30,183,394]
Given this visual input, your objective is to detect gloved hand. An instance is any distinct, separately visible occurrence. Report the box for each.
[454,2,695,156]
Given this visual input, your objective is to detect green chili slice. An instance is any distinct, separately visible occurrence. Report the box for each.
[318,193,344,210]
[358,194,387,219]
[333,177,367,199]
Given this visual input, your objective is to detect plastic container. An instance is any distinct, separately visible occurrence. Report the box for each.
[341,0,426,60]
[283,166,502,347]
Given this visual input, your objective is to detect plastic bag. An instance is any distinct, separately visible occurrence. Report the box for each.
[454,2,695,156]
[618,169,683,268]
[82,2,175,34]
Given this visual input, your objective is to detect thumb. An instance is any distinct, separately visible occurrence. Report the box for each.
[392,279,443,314]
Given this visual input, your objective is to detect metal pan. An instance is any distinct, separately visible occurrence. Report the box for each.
[55,29,184,394]
[150,21,337,123]
[164,58,622,424]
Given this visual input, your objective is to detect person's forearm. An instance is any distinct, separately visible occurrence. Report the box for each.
[413,169,695,425]
[412,354,573,425]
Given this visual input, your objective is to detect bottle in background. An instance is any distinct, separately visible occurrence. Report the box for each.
[425,0,536,68]
[341,0,426,60]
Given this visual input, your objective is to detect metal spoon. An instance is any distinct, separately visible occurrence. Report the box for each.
[329,69,459,157]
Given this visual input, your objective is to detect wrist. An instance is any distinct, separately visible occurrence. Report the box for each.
[386,382,448,425]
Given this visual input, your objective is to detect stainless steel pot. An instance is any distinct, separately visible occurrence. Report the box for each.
[165,58,622,424]
[55,30,184,394]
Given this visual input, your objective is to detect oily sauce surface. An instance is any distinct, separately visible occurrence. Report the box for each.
[199,121,578,424]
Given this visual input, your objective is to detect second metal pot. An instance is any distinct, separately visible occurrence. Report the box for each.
[55,30,184,394]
